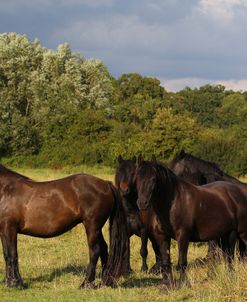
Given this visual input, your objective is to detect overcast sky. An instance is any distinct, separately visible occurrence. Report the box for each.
[1,0,247,91]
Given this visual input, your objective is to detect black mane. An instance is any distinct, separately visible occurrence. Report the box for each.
[170,150,222,174]
[0,164,30,180]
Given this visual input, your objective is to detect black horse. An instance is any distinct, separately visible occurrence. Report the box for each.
[0,164,128,288]
[115,156,162,274]
[169,150,246,186]
[169,150,247,258]
[135,156,247,287]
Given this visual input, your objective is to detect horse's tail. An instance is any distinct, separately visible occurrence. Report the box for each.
[237,238,247,260]
[102,183,129,287]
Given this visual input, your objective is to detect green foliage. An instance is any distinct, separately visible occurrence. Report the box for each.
[115,73,166,102]
[215,93,247,128]
[0,33,246,175]
[0,33,114,158]
[176,84,227,126]
[195,127,247,176]
[136,108,200,161]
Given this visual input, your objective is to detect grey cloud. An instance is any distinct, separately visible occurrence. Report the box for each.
[1,0,247,88]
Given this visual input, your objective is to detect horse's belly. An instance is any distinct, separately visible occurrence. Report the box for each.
[20,218,80,238]
[193,216,234,241]
[20,208,81,238]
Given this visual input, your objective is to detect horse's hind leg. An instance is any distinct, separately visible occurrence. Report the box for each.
[140,228,148,272]
[177,232,189,287]
[99,231,108,273]
[223,231,236,270]
[0,224,23,288]
[80,223,101,288]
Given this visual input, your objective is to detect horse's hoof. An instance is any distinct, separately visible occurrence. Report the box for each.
[6,279,26,289]
[177,279,191,289]
[140,266,148,273]
[159,281,176,292]
[79,282,96,289]
[149,265,162,275]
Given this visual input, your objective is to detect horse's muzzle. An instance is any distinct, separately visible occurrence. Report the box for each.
[137,198,150,210]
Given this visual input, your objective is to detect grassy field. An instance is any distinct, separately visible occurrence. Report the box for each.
[0,167,247,302]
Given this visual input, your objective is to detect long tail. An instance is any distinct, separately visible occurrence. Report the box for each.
[102,183,129,286]
[238,238,247,260]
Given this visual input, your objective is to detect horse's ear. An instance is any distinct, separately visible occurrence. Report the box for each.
[151,154,157,164]
[132,156,137,164]
[137,154,144,165]
[117,155,123,163]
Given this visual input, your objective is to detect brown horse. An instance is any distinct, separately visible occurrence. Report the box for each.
[169,150,247,258]
[0,164,128,288]
[135,156,247,287]
[115,156,162,274]
[169,150,246,186]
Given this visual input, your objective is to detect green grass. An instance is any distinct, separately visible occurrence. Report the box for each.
[0,168,247,301]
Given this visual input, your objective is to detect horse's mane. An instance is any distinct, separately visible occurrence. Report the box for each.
[0,164,30,180]
[155,162,178,187]
[171,150,222,174]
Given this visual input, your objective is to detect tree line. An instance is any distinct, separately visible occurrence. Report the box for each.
[0,33,246,175]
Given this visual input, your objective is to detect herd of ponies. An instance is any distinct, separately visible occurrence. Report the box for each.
[0,150,246,290]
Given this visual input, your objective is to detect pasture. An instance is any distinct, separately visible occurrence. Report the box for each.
[0,167,247,302]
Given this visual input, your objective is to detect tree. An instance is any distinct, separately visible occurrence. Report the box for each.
[177,84,227,126]
[136,108,200,161]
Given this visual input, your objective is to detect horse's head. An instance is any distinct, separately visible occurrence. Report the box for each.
[169,149,187,176]
[135,155,159,210]
[115,155,136,197]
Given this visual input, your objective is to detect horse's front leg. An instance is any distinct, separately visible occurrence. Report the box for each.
[80,224,101,288]
[160,238,174,286]
[152,232,173,286]
[177,232,189,287]
[149,238,162,274]
[98,231,108,273]
[1,224,24,288]
[140,227,148,272]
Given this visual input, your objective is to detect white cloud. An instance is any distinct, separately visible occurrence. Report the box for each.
[197,0,247,23]
[162,77,247,92]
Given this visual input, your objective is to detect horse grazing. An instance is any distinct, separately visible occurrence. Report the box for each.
[135,156,247,287]
[115,156,161,274]
[0,164,128,288]
[169,150,246,186]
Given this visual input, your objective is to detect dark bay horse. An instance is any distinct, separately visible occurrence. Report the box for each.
[0,164,128,288]
[115,156,161,274]
[135,156,247,287]
[169,150,246,186]
[169,150,247,258]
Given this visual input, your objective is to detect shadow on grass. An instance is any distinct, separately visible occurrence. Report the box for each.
[121,276,162,288]
[28,263,87,283]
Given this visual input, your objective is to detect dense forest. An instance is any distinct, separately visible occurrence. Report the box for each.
[0,33,246,175]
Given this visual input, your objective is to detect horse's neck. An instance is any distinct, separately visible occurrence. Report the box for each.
[220,173,242,184]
